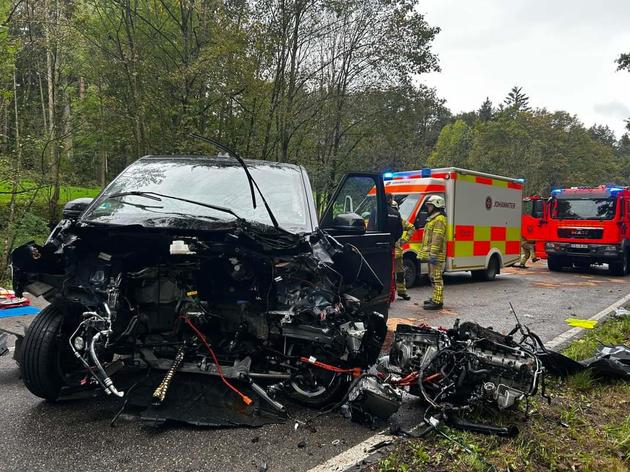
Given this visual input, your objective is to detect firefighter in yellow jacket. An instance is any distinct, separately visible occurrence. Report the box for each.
[418,195,447,310]
[394,201,415,300]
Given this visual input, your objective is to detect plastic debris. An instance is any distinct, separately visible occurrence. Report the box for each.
[612,307,630,319]
[565,318,598,329]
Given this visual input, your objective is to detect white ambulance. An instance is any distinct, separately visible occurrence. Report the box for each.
[372,168,523,286]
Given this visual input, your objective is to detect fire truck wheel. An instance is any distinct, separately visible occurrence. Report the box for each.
[609,251,628,276]
[547,255,564,272]
[403,257,418,288]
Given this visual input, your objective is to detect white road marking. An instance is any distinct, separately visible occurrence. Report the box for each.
[307,432,394,472]
[308,291,630,472]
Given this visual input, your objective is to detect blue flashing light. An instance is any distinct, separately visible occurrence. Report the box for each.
[516,178,525,183]
[421,168,432,178]
[607,187,623,193]
[383,172,394,180]
[551,189,562,195]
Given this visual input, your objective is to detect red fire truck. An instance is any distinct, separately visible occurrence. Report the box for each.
[544,185,630,275]
[522,195,549,260]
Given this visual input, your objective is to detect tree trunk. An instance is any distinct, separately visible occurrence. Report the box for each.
[0,72,23,279]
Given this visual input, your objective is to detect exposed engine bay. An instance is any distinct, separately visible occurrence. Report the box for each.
[12,220,388,425]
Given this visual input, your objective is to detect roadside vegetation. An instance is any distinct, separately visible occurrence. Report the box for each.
[0,180,100,286]
[374,316,630,472]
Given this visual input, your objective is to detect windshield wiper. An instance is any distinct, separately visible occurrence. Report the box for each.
[190,133,280,228]
[106,191,241,220]
[108,191,163,202]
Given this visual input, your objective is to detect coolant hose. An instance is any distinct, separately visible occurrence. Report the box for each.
[89,331,124,398]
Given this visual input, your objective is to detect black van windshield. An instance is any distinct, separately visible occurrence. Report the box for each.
[83,159,311,232]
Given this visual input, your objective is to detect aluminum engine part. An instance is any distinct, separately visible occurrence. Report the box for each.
[468,347,534,371]
[482,382,526,409]
[347,376,401,422]
[388,324,448,373]
[339,321,366,353]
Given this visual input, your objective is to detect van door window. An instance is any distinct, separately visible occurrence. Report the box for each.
[323,175,382,232]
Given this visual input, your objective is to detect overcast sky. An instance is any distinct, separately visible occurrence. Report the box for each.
[417,0,630,138]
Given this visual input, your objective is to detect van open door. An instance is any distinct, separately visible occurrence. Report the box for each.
[522,196,548,259]
[320,173,396,315]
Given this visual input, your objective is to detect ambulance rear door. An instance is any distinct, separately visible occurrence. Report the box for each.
[448,171,523,272]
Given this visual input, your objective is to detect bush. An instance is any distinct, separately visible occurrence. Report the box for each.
[12,211,51,248]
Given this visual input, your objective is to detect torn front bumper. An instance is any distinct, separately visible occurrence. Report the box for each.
[0,328,23,364]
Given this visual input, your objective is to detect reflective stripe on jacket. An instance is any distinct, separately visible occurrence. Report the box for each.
[419,212,447,263]
[395,219,415,259]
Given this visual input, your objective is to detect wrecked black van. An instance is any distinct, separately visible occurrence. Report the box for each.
[11,154,399,425]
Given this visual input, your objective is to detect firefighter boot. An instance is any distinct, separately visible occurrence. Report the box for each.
[396,270,410,300]
[424,300,443,310]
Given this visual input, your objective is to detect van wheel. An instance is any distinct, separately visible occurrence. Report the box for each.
[609,251,628,276]
[21,305,67,401]
[403,257,418,288]
[471,256,499,281]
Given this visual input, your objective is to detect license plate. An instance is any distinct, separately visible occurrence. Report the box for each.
[570,244,588,249]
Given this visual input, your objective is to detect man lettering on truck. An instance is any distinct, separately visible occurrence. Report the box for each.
[418,195,447,310]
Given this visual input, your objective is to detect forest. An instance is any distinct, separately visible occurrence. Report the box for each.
[0,0,629,280]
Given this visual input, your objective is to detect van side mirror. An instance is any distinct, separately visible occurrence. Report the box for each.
[331,212,366,234]
[62,198,93,220]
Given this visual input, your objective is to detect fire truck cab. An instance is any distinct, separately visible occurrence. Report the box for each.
[366,168,523,287]
[545,185,630,275]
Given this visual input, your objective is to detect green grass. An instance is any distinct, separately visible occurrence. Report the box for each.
[563,316,630,361]
[0,180,101,205]
[373,316,630,472]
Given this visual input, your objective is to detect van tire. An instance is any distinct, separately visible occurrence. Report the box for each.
[471,255,500,282]
[21,305,66,401]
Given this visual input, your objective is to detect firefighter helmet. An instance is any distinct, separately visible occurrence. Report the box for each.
[427,194,445,209]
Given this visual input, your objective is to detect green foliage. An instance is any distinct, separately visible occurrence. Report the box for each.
[0,180,101,206]
[616,52,630,72]
[10,211,50,248]
[562,315,630,360]
[429,107,621,195]
[427,119,475,168]
[503,85,530,112]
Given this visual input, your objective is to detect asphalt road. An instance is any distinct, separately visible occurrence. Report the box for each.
[0,260,628,472]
